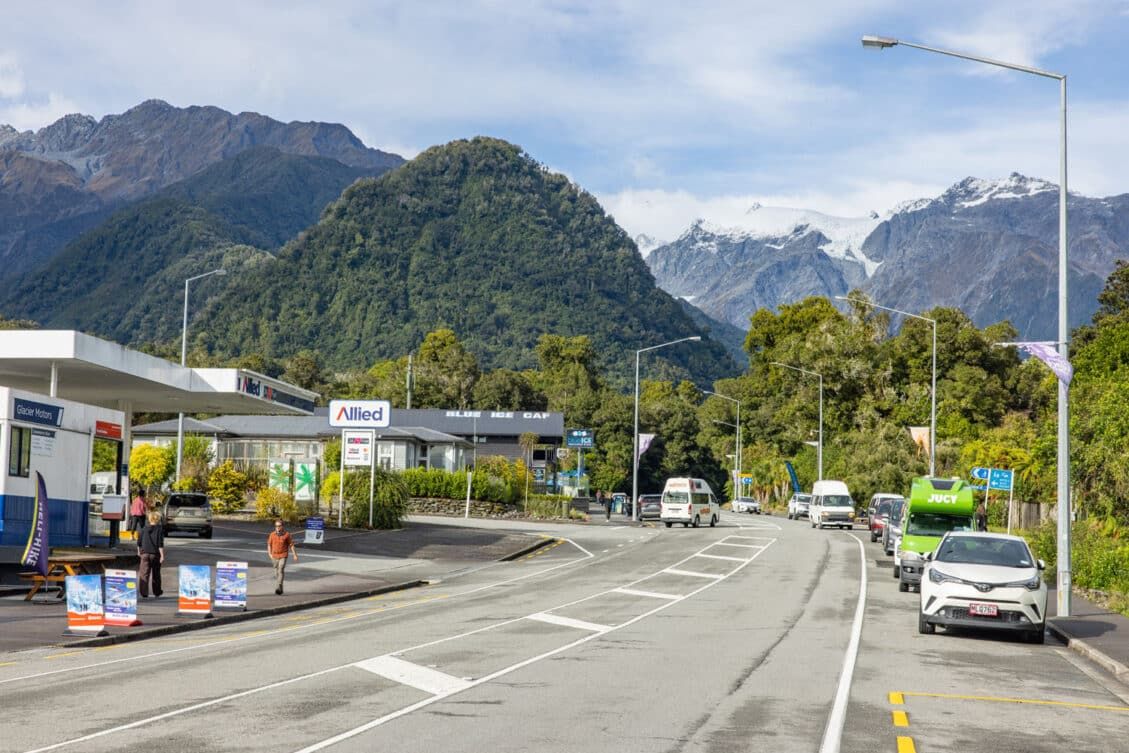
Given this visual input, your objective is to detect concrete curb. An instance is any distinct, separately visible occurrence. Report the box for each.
[56,579,429,649]
[1048,621,1129,685]
[498,537,558,561]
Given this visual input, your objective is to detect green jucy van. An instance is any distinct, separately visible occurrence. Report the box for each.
[894,477,976,592]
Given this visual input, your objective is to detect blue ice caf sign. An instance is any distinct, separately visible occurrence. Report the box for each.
[329,399,391,428]
[566,429,594,448]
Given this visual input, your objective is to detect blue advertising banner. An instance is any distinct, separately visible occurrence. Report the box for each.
[13,398,64,427]
[304,516,325,545]
[214,561,248,611]
[65,574,108,636]
[104,569,141,626]
[784,462,802,493]
[21,472,49,577]
[177,565,213,618]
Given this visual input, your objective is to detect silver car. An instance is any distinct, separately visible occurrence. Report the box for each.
[883,498,906,556]
[787,493,812,520]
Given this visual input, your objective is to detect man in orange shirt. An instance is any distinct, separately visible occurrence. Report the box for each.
[267,519,298,595]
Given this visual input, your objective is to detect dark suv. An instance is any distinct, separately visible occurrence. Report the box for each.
[162,493,213,538]
[637,494,663,519]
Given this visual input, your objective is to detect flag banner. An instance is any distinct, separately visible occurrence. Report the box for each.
[65,574,108,636]
[908,426,930,453]
[21,471,49,577]
[784,461,801,493]
[214,561,248,611]
[1016,342,1073,385]
[177,565,213,618]
[636,433,656,461]
[103,569,142,627]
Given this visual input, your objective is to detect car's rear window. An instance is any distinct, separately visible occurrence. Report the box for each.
[168,496,209,507]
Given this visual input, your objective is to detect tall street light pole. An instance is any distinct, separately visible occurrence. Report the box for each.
[633,336,702,521]
[176,268,227,484]
[837,296,937,476]
[704,390,741,499]
[862,33,1073,616]
[770,362,823,481]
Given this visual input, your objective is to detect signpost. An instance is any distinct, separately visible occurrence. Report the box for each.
[565,430,594,497]
[330,400,390,528]
[970,466,1016,533]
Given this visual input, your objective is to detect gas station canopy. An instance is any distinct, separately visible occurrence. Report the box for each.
[0,330,318,414]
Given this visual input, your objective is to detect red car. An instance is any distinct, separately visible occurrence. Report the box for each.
[867,494,903,543]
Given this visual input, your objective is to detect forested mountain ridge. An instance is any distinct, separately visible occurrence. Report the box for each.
[195,137,736,384]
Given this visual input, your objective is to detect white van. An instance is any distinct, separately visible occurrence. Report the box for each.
[660,477,720,528]
[808,480,856,530]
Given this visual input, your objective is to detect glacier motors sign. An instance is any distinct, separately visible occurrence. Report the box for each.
[329,399,391,428]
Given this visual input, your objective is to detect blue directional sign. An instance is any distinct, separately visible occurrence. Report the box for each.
[970,484,987,491]
[970,467,989,481]
[988,468,1014,492]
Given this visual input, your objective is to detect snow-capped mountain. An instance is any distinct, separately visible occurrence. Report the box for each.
[633,233,665,257]
[646,174,1129,340]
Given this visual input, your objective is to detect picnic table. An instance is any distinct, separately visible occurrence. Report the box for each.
[19,553,118,601]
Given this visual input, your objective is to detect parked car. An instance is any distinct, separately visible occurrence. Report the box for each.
[787,493,812,520]
[809,480,855,530]
[162,492,213,538]
[896,477,976,592]
[918,531,1047,643]
[882,498,906,556]
[637,494,663,519]
[660,477,720,528]
[867,494,903,543]
[732,496,761,514]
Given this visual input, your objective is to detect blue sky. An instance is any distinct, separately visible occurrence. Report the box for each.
[2,1,1129,240]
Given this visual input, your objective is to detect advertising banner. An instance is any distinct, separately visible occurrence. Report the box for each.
[343,430,374,466]
[304,516,325,545]
[294,462,316,501]
[65,574,108,636]
[214,561,248,611]
[177,565,213,618]
[21,472,49,577]
[103,569,141,627]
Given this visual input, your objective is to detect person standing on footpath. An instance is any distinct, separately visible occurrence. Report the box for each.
[267,519,298,595]
[975,501,989,532]
[128,488,147,534]
[137,510,164,598]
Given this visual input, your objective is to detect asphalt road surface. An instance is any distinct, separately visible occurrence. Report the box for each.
[2,512,1127,753]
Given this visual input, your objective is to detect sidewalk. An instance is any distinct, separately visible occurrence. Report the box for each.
[1049,589,1129,686]
[0,519,550,653]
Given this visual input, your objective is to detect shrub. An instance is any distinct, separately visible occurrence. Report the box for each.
[340,468,408,529]
[208,461,250,514]
[1026,518,1129,595]
[524,494,572,519]
[256,487,298,522]
[129,443,172,496]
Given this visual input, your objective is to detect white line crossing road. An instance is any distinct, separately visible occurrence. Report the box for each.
[662,568,724,579]
[613,587,681,601]
[353,656,473,695]
[694,553,749,562]
[526,613,612,632]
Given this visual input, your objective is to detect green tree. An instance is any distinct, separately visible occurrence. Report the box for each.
[474,369,547,411]
[165,435,215,492]
[414,329,479,408]
[91,438,119,473]
[129,444,172,496]
[208,461,250,513]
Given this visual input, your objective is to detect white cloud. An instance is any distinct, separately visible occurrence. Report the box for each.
[0,92,81,133]
[0,52,24,99]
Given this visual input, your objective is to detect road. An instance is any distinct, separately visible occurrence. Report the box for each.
[1,512,1126,753]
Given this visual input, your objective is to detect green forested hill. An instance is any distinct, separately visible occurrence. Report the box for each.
[199,137,735,383]
[1,147,380,341]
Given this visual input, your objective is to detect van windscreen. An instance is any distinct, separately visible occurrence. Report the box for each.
[821,495,853,507]
[907,512,972,537]
[663,491,689,505]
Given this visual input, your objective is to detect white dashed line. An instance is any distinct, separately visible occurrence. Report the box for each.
[353,656,472,695]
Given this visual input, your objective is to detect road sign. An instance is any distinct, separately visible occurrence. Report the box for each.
[970,484,987,491]
[971,467,989,481]
[329,399,391,428]
[565,429,594,448]
[988,468,1014,491]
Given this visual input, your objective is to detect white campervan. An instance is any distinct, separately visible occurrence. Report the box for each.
[660,477,720,528]
[808,479,856,530]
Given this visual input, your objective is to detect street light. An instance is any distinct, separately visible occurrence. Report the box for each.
[176,268,227,483]
[632,336,702,521]
[862,32,1073,616]
[837,296,937,475]
[770,362,823,481]
[704,390,742,500]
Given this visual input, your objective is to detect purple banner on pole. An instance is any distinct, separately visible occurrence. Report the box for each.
[21,471,49,577]
[1017,342,1073,386]
[636,433,656,462]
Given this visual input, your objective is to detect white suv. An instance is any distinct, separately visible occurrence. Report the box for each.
[787,493,811,520]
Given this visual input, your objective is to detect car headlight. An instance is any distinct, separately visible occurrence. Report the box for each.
[1005,576,1044,591]
[928,568,962,585]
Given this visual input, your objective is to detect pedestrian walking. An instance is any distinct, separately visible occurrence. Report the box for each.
[975,501,988,532]
[128,488,147,533]
[603,491,612,521]
[267,519,298,595]
[137,510,164,598]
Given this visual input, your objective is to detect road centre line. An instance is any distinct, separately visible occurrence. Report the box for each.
[354,656,472,695]
[896,737,916,753]
[18,533,773,753]
[663,568,723,579]
[613,588,681,601]
[892,710,909,727]
[694,553,749,562]
[817,534,867,753]
[0,536,596,687]
[526,613,612,632]
[900,690,1129,713]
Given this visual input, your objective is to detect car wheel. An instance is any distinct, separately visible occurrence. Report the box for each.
[664,522,673,528]
[692,515,700,528]
[918,610,935,634]
[787,513,793,520]
[893,565,901,578]
[199,529,212,540]
[682,522,689,528]
[1028,625,1046,644]
[899,581,908,593]
[870,532,878,542]
[709,515,717,527]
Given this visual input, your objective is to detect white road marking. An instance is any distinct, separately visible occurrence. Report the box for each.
[817,534,867,753]
[663,568,724,580]
[694,553,748,562]
[353,656,472,696]
[726,535,774,542]
[712,541,762,549]
[613,588,681,601]
[526,613,612,632]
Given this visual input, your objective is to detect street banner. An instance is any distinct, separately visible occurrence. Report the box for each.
[177,565,213,618]
[64,574,108,636]
[214,561,248,611]
[1015,341,1073,386]
[294,462,316,501]
[784,461,801,493]
[304,516,325,545]
[103,569,141,627]
[909,426,930,454]
[636,433,655,461]
[21,471,49,577]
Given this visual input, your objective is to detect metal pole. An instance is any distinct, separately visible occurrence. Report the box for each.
[1057,76,1072,617]
[736,401,741,495]
[368,435,376,528]
[176,277,189,483]
[818,374,824,481]
[406,354,413,410]
[632,350,641,522]
[930,319,937,476]
[338,429,345,528]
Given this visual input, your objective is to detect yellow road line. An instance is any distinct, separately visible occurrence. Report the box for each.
[903,691,1129,713]
[892,710,909,727]
[896,735,917,753]
[44,651,86,660]
[889,691,904,705]
[0,662,17,667]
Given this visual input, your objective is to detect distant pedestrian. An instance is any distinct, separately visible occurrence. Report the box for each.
[267,519,298,595]
[137,510,164,598]
[975,501,988,532]
[604,491,612,521]
[128,488,147,532]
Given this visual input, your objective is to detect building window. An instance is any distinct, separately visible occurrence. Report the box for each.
[8,426,31,477]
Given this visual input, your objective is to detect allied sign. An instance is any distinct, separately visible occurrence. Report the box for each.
[177,565,213,618]
[103,569,141,626]
[304,516,325,545]
[565,429,594,448]
[329,399,391,428]
[237,374,316,413]
[64,574,108,636]
[13,398,64,427]
[214,561,248,611]
[989,469,1014,492]
[343,430,374,466]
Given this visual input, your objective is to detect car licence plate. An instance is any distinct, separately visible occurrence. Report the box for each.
[968,603,999,617]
